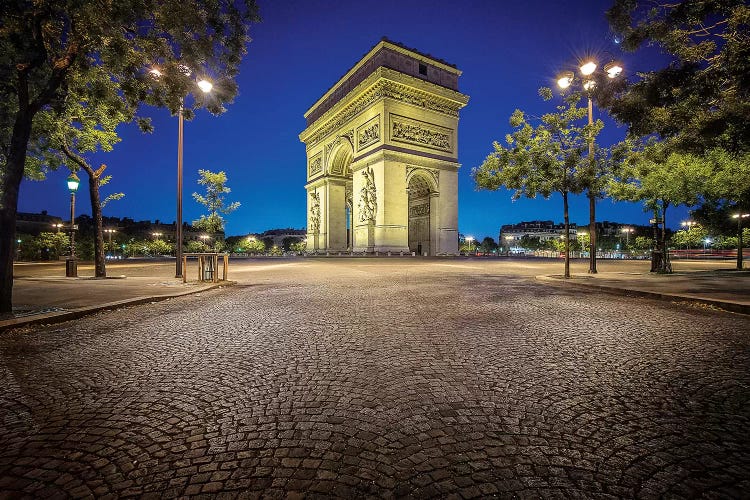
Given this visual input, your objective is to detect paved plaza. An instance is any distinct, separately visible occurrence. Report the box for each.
[1,259,749,497]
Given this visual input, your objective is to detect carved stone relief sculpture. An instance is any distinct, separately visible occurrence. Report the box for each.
[357,122,379,150]
[358,167,377,223]
[308,155,322,176]
[391,115,452,152]
[309,192,321,234]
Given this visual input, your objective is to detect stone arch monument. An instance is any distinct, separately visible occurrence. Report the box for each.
[300,38,469,255]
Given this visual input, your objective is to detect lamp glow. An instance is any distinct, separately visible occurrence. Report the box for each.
[557,71,574,89]
[197,79,213,93]
[66,172,80,193]
[580,61,597,75]
[604,62,623,78]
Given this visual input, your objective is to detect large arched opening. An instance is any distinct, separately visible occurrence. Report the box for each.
[328,142,354,251]
[407,173,436,256]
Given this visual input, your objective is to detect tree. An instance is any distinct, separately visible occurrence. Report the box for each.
[282,236,302,252]
[34,65,130,278]
[247,238,266,255]
[0,1,260,312]
[607,140,711,272]
[37,232,70,261]
[671,224,708,250]
[473,89,597,278]
[576,232,590,253]
[478,236,498,255]
[605,0,750,155]
[192,170,241,235]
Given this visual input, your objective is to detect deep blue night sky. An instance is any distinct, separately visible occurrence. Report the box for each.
[17,0,688,240]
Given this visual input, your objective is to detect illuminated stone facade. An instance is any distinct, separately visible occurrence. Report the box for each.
[300,39,469,255]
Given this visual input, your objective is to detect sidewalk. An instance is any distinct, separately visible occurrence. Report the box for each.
[538,269,750,315]
[1,274,229,331]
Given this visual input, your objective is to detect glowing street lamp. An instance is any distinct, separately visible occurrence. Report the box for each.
[621,227,634,249]
[66,172,80,277]
[466,236,475,255]
[150,66,213,277]
[732,213,749,269]
[52,223,64,232]
[557,57,624,274]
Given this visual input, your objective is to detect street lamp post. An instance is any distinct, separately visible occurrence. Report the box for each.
[557,59,623,274]
[150,68,213,278]
[52,223,64,233]
[104,228,116,256]
[466,236,474,256]
[621,227,634,251]
[66,172,80,277]
[681,220,696,251]
[732,213,749,270]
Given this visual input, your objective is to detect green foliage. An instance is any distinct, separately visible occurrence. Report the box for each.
[148,239,174,256]
[704,149,750,211]
[607,140,711,218]
[0,0,260,311]
[36,232,71,260]
[670,224,708,248]
[478,237,498,254]
[576,233,590,252]
[192,169,240,234]
[632,236,654,252]
[473,89,598,276]
[605,0,750,154]
[290,240,306,253]
[472,90,593,200]
[186,240,210,253]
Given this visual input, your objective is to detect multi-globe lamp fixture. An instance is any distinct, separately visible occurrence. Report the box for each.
[556,58,623,273]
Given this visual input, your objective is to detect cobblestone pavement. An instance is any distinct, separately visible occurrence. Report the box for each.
[1,260,749,498]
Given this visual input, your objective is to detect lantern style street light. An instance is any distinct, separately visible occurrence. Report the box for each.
[732,213,749,269]
[52,223,64,232]
[557,58,623,274]
[66,172,80,277]
[150,67,213,278]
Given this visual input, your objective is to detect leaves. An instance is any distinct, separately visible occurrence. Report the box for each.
[605,0,750,153]
[192,169,240,233]
[472,89,593,201]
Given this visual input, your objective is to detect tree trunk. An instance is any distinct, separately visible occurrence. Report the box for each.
[563,191,570,279]
[85,167,106,278]
[0,109,34,313]
[660,202,671,273]
[588,193,597,274]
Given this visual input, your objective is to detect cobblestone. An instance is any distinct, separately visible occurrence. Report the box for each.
[1,260,749,497]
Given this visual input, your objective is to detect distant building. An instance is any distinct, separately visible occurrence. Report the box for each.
[16,211,65,236]
[499,220,578,244]
[17,212,221,242]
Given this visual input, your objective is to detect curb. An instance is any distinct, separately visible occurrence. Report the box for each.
[0,281,234,332]
[536,275,750,316]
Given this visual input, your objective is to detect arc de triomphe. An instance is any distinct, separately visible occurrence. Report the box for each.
[300,38,469,255]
